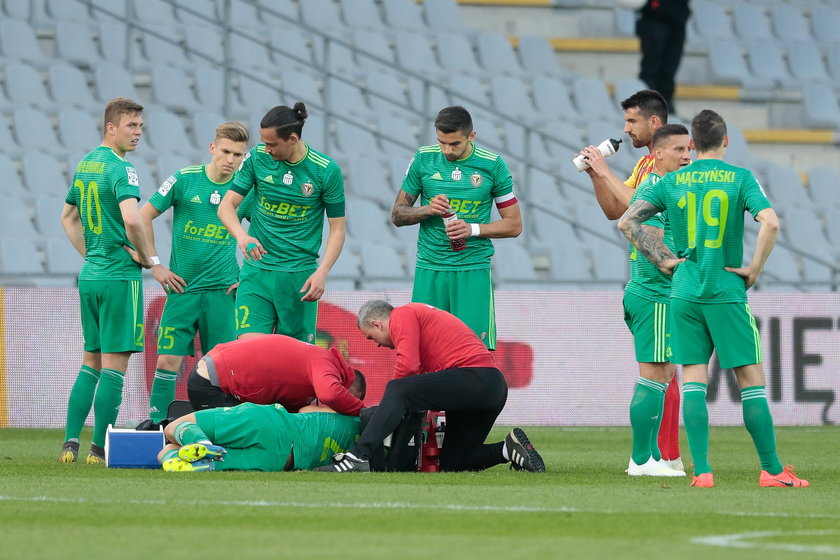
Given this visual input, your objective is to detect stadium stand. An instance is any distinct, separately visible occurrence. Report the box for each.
[0,0,837,291]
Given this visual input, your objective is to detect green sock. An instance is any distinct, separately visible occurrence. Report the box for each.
[683,382,711,474]
[741,386,784,474]
[173,422,211,446]
[63,365,100,442]
[92,368,125,448]
[649,386,666,462]
[630,377,667,465]
[161,448,179,463]
[149,369,178,423]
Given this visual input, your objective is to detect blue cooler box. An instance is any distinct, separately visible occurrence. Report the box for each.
[105,425,165,468]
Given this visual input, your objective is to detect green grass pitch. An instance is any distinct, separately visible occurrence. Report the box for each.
[1,426,837,559]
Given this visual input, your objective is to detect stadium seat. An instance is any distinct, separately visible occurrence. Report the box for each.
[366,72,413,118]
[271,26,323,72]
[690,0,734,41]
[476,32,526,77]
[133,0,178,25]
[326,246,360,287]
[21,153,69,198]
[0,153,28,196]
[341,0,384,31]
[184,25,225,66]
[492,242,538,283]
[531,206,578,246]
[255,0,300,24]
[3,0,32,19]
[239,75,281,113]
[345,155,393,202]
[588,238,628,283]
[489,76,539,124]
[94,64,139,103]
[424,0,466,31]
[58,109,101,153]
[826,44,840,88]
[801,83,840,130]
[143,110,197,156]
[194,67,227,113]
[229,34,275,74]
[360,241,406,282]
[531,76,586,125]
[34,196,68,238]
[173,0,219,25]
[13,109,64,156]
[129,158,159,200]
[394,31,439,76]
[516,35,576,80]
[54,22,102,67]
[48,64,99,113]
[548,239,594,283]
[449,75,491,114]
[745,39,796,89]
[812,5,840,48]
[786,41,832,84]
[89,0,128,23]
[346,198,398,248]
[762,164,811,209]
[733,3,773,43]
[0,237,45,275]
[375,113,419,158]
[435,32,482,76]
[227,0,265,32]
[191,111,227,149]
[383,0,427,32]
[707,39,774,89]
[133,27,191,71]
[613,6,636,37]
[156,154,195,184]
[771,4,811,43]
[353,30,397,76]
[334,120,380,156]
[45,236,83,275]
[0,20,51,68]
[327,77,374,119]
[280,70,324,108]
[719,122,753,169]
[4,63,54,109]
[571,77,621,124]
[98,22,129,65]
[763,245,802,284]
[806,166,840,207]
[0,112,23,157]
[0,197,39,238]
[301,0,343,30]
[612,78,648,108]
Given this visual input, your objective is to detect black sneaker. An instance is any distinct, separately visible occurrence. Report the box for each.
[313,452,371,472]
[505,428,545,473]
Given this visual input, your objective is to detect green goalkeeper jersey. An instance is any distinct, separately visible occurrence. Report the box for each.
[641,158,772,303]
[66,146,143,281]
[401,143,516,270]
[232,143,345,272]
[149,165,252,292]
[625,172,673,303]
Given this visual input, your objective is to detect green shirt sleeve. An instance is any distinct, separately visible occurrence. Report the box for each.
[743,171,772,218]
[322,162,345,218]
[639,174,667,211]
[114,162,141,203]
[148,171,179,212]
[490,156,514,197]
[401,153,422,197]
[231,148,257,197]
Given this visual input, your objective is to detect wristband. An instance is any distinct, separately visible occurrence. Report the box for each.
[150,256,161,266]
[469,223,480,237]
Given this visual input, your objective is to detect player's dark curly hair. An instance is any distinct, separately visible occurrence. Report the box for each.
[435,106,473,136]
[621,90,668,124]
[261,102,308,140]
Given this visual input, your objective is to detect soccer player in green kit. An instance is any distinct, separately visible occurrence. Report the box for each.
[391,106,522,349]
[157,403,360,472]
[140,122,252,424]
[218,103,346,342]
[622,124,690,477]
[58,98,153,464]
[619,109,809,488]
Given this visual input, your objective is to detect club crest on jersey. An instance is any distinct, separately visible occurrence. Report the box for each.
[470,173,483,187]
[451,167,462,181]
[210,190,221,205]
[301,182,314,196]
[283,171,294,185]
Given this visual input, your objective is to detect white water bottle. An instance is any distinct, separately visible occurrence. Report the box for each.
[573,138,622,172]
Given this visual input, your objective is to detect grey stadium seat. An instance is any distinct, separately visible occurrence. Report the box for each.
[531,76,586,125]
[588,238,628,283]
[786,41,832,84]
[733,3,773,43]
[0,153,28,197]
[366,72,414,118]
[58,109,100,153]
[143,110,198,156]
[771,4,812,43]
[0,198,39,238]
[341,0,384,31]
[353,29,397,76]
[35,196,68,238]
[345,155,393,202]
[184,25,225,66]
[572,77,621,123]
[45,236,83,275]
[89,0,128,23]
[360,242,406,283]
[812,5,840,47]
[327,77,374,119]
[191,111,227,149]
[54,22,103,67]
[781,207,833,257]
[745,39,796,89]
[280,71,324,108]
[435,32,482,76]
[0,20,51,68]
[301,0,343,30]
[173,0,219,25]
[0,238,44,275]
[345,198,399,249]
[22,153,69,198]
[517,35,574,80]
[801,83,840,130]
[762,164,810,209]
[476,32,525,77]
[689,1,734,42]
[806,167,840,207]
[424,0,466,32]
[492,242,538,284]
[4,63,54,109]
[707,39,774,89]
[194,67,226,113]
[490,76,539,124]
[133,0,178,25]
[48,64,99,112]
[94,64,139,103]
[13,109,64,156]
[334,121,380,156]
[239,75,281,114]
[383,0,427,32]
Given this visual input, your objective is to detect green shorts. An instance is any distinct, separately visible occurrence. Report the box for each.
[412,267,496,349]
[194,403,360,471]
[670,299,762,369]
[78,279,143,354]
[157,289,236,356]
[623,292,671,363]
[234,265,318,342]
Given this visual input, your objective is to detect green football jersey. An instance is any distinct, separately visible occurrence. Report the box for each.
[625,172,673,303]
[149,165,252,292]
[401,143,515,270]
[641,159,772,303]
[232,143,345,272]
[65,146,143,281]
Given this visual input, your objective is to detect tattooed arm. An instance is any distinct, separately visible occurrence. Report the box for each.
[391,190,449,226]
[618,199,684,276]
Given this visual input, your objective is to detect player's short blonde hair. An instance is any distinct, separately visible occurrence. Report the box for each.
[215,121,249,144]
[103,97,144,134]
